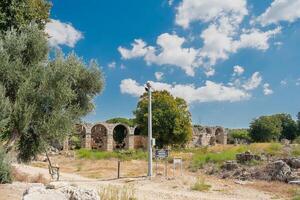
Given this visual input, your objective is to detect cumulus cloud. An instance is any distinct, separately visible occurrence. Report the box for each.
[263,83,273,95]
[257,0,300,26]
[242,72,263,90]
[118,0,282,77]
[155,72,164,81]
[175,0,248,29]
[118,39,148,59]
[45,19,83,47]
[233,65,245,76]
[118,33,199,76]
[120,79,250,103]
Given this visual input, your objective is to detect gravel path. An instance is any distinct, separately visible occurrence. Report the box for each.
[9,164,283,200]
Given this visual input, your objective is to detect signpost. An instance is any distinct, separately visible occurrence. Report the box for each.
[154,149,169,177]
[173,157,183,177]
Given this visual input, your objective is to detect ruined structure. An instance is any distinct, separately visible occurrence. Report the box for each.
[189,125,227,147]
[64,122,147,151]
[64,123,227,151]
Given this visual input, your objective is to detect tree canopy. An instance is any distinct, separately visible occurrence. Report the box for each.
[134,90,192,147]
[249,116,282,142]
[106,118,136,127]
[0,0,51,32]
[0,26,104,161]
[249,113,300,142]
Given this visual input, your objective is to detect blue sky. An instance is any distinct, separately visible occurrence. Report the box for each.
[46,0,300,128]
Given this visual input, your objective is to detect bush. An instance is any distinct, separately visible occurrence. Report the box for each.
[191,177,211,192]
[228,129,251,144]
[0,148,12,183]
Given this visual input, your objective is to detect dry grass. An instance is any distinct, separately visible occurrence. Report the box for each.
[98,185,137,200]
[11,167,49,184]
[246,180,299,199]
[191,177,211,192]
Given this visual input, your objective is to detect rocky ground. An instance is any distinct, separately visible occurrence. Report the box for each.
[0,163,292,200]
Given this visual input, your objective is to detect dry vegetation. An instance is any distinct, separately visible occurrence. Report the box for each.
[11,167,49,184]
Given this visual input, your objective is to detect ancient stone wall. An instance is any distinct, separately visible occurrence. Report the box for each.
[63,123,227,151]
[189,125,227,147]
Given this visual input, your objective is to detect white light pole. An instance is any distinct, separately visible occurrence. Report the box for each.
[145,81,153,177]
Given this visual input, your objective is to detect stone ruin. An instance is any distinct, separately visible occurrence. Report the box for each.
[63,122,147,151]
[63,123,227,151]
[189,125,228,147]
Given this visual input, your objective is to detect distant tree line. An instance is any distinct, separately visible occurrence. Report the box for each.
[230,112,300,143]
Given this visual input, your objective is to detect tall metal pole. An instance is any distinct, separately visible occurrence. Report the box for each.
[147,82,153,177]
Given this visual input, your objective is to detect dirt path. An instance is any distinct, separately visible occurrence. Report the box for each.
[8,164,283,200]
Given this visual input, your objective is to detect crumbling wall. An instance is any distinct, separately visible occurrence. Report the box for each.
[189,125,227,147]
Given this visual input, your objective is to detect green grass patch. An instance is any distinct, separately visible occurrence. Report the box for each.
[76,149,147,161]
[190,143,284,170]
[191,177,211,192]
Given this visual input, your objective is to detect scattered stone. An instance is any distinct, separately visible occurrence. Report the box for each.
[286,158,300,169]
[288,180,300,185]
[23,185,66,200]
[23,183,100,200]
[266,160,291,182]
[281,139,290,145]
[221,161,239,171]
[236,151,261,163]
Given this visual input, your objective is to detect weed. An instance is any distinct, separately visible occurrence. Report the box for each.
[191,177,211,192]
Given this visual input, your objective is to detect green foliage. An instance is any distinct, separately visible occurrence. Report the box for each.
[76,149,147,161]
[190,143,284,170]
[0,148,12,183]
[134,90,192,147]
[106,118,135,127]
[229,129,251,143]
[249,113,299,142]
[0,26,104,162]
[249,115,282,142]
[191,177,211,192]
[0,0,51,32]
[275,114,298,140]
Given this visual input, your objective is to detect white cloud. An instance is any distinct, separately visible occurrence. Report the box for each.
[118,33,199,76]
[120,79,145,97]
[257,0,300,26]
[204,68,215,77]
[233,65,245,76]
[263,83,273,95]
[175,0,248,29]
[242,72,262,90]
[118,39,148,59]
[120,78,250,103]
[108,61,116,69]
[45,19,83,47]
[234,27,281,50]
[155,72,164,81]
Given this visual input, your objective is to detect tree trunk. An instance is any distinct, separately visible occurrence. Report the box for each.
[4,128,19,153]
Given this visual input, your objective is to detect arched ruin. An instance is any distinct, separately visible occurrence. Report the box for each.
[91,123,108,150]
[112,124,128,150]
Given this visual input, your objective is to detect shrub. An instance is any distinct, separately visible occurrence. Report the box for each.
[191,177,211,192]
[0,148,12,183]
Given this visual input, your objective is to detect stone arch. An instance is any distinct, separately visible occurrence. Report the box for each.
[112,124,129,150]
[134,126,141,135]
[91,123,108,150]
